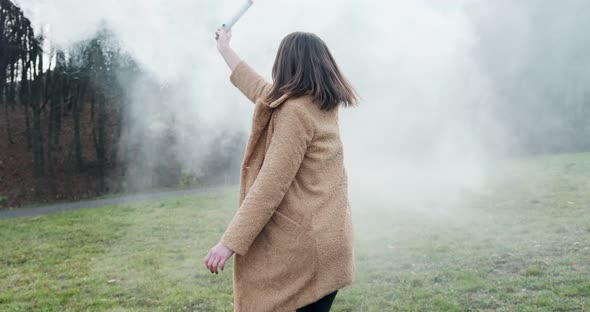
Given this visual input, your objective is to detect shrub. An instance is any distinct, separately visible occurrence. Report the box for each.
[179,170,201,188]
[0,195,7,207]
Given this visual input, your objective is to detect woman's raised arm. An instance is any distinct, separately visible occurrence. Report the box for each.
[215,27,272,104]
[215,27,241,71]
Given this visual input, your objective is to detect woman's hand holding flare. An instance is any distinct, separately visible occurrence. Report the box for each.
[215,25,231,51]
[215,27,241,71]
[204,241,234,274]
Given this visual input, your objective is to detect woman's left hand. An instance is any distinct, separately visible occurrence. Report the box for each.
[204,242,234,274]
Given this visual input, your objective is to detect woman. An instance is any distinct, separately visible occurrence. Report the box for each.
[204,27,358,312]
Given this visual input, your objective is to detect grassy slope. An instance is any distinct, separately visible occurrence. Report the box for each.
[1,153,589,311]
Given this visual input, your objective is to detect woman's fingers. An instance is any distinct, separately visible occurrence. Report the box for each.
[207,255,217,273]
[212,257,221,274]
[210,257,218,273]
[204,251,210,265]
[217,26,230,38]
[219,257,226,271]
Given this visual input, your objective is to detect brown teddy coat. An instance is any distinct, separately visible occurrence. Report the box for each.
[220,60,355,312]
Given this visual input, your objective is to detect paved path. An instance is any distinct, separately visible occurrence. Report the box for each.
[0,186,229,220]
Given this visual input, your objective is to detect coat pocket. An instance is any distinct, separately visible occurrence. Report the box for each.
[268,210,305,240]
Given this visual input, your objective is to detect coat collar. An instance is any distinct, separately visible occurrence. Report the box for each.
[256,93,290,108]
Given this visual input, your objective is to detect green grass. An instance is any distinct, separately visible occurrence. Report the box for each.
[1,153,590,311]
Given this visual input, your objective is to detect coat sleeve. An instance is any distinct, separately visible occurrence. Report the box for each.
[220,103,315,255]
[230,60,273,104]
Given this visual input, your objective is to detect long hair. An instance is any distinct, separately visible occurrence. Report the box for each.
[263,32,359,111]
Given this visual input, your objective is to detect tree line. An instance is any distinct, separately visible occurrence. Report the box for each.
[1,0,136,177]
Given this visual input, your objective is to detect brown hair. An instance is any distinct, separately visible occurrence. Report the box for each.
[264,32,359,111]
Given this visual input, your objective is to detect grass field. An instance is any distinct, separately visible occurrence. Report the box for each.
[1,154,589,311]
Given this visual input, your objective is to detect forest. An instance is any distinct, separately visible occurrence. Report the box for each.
[0,0,244,207]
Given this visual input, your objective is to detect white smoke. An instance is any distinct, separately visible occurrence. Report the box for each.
[16,0,512,217]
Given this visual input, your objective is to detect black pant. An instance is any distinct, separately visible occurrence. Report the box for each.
[296,290,338,312]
